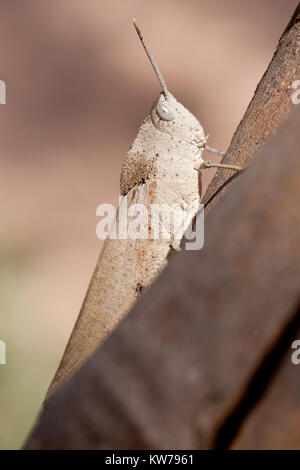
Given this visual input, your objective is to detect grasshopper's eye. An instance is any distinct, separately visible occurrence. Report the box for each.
[156,98,175,121]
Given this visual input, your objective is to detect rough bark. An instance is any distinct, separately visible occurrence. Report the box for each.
[25,105,300,449]
[230,323,300,450]
[202,3,300,211]
[44,3,300,405]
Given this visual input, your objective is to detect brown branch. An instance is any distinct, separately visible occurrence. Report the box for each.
[202,2,300,212]
[45,3,300,402]
[24,5,300,449]
[25,106,300,449]
[230,321,300,450]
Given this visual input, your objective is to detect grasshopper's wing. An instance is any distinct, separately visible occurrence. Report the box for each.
[46,180,170,397]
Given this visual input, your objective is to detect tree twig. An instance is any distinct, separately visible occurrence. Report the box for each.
[25,106,300,450]
[202,2,300,212]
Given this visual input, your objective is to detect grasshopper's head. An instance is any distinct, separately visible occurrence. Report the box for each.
[133,20,206,159]
[150,91,206,150]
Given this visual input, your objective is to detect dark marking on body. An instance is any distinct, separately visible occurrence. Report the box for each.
[136,282,144,293]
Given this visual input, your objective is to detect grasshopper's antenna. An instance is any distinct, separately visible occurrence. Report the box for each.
[133,19,168,97]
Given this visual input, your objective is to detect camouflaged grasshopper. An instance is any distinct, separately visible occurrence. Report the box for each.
[46,20,241,399]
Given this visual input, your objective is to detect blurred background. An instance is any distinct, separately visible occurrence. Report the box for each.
[0,0,298,450]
